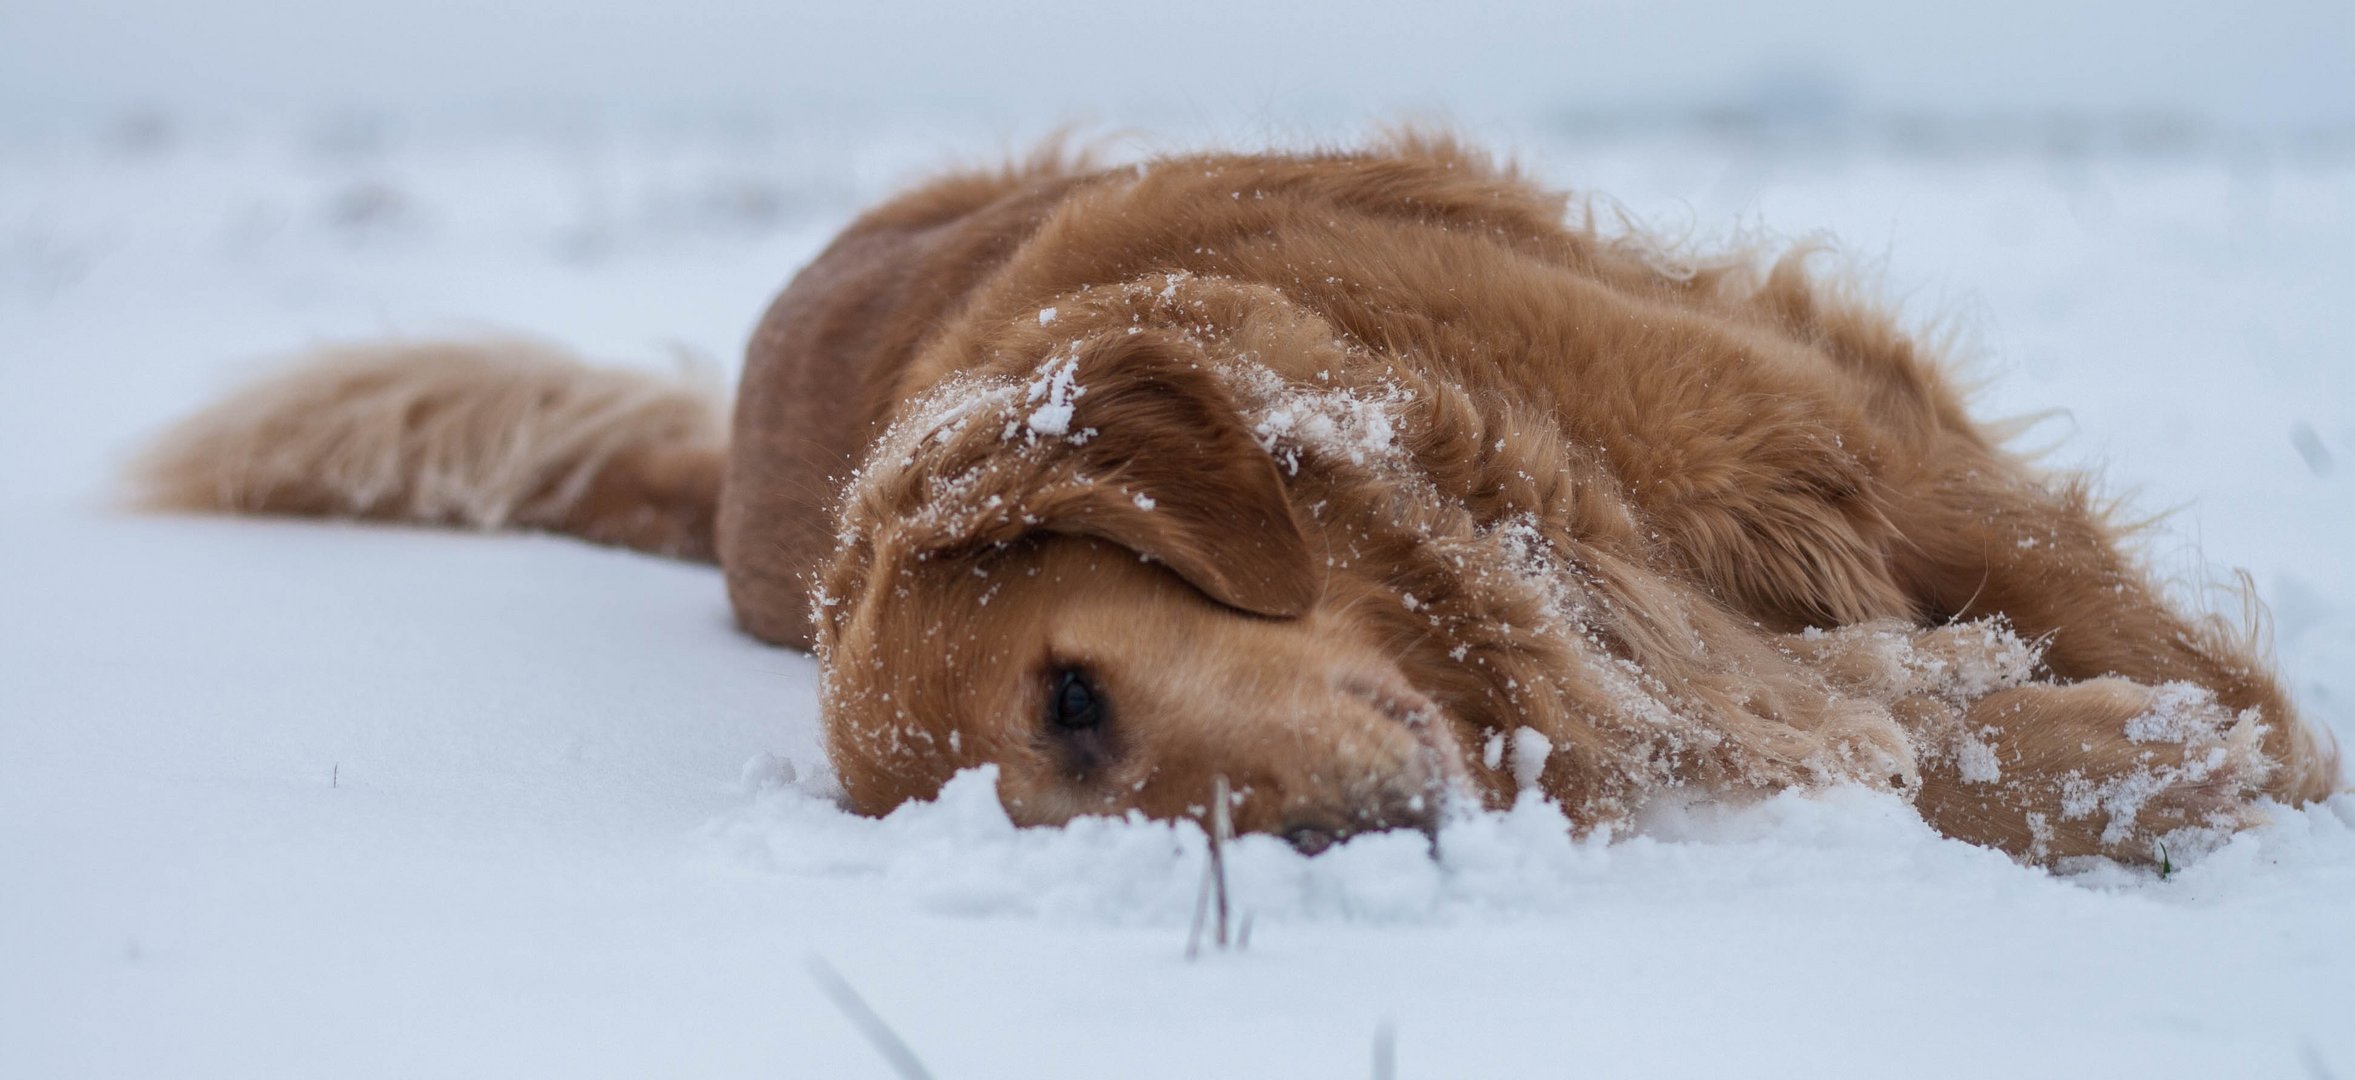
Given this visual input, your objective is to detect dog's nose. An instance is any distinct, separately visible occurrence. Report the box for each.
[1281,822,1347,856]
[1279,787,1441,857]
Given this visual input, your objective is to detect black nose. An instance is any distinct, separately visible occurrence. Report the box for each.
[1281,823,1344,856]
[1279,794,1441,857]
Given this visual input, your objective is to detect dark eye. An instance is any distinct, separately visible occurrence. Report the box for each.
[1049,666,1106,730]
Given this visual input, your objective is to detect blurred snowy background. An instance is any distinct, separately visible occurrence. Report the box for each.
[6,0,2354,132]
[4,2,2353,1078]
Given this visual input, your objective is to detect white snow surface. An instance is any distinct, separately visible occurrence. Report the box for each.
[5,119,2355,1078]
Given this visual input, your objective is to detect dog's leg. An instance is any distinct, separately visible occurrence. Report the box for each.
[1741,269,2338,808]
[1893,455,2340,806]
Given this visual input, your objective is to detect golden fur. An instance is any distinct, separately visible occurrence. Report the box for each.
[135,339,726,560]
[137,135,2342,868]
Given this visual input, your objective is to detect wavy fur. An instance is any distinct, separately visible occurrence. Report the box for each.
[132,339,727,560]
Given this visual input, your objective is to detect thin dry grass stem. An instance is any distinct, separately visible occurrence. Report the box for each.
[2303,1040,2340,1080]
[1210,774,1233,948]
[1186,774,1239,959]
[806,955,936,1080]
[1185,854,1211,960]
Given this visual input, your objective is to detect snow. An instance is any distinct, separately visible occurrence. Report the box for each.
[1508,727,1553,791]
[5,117,2355,1078]
[1233,366,1407,474]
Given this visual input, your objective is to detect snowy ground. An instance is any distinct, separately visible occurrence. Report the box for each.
[3,116,2353,1079]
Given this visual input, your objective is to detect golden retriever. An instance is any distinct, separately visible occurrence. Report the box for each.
[136,134,2342,867]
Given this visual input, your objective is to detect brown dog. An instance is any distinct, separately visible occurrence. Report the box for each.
[137,135,2341,867]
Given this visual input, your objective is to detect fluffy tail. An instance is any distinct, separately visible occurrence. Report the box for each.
[130,339,728,562]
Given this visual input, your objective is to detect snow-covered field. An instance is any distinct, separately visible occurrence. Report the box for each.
[4,117,2353,1078]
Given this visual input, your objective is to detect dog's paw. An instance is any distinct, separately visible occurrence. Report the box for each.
[2046,682,2273,862]
[1913,678,2275,867]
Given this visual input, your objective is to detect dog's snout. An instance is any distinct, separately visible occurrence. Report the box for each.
[1334,666,1439,728]
[1242,663,1457,858]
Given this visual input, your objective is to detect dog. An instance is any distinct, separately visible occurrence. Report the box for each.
[135,134,2342,867]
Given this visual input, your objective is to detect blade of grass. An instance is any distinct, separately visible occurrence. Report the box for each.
[1210,774,1232,949]
[806,954,937,1080]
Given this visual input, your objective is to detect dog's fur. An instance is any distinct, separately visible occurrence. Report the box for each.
[136,135,2342,867]
[135,339,727,560]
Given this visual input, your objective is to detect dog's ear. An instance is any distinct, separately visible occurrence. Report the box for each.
[1018,337,1317,618]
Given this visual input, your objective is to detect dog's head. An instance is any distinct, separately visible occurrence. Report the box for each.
[814,331,1455,851]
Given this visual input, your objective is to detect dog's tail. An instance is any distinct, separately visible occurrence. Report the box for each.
[129,339,728,562]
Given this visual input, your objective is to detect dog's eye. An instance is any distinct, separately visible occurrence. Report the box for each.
[1049,667,1106,730]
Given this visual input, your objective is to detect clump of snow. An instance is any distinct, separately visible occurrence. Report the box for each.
[1953,731,2004,784]
[739,749,801,792]
[1223,364,1410,474]
[1509,726,1553,790]
[2124,682,2244,744]
[1911,620,2042,699]
[1801,617,2042,705]
[1022,349,1086,439]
